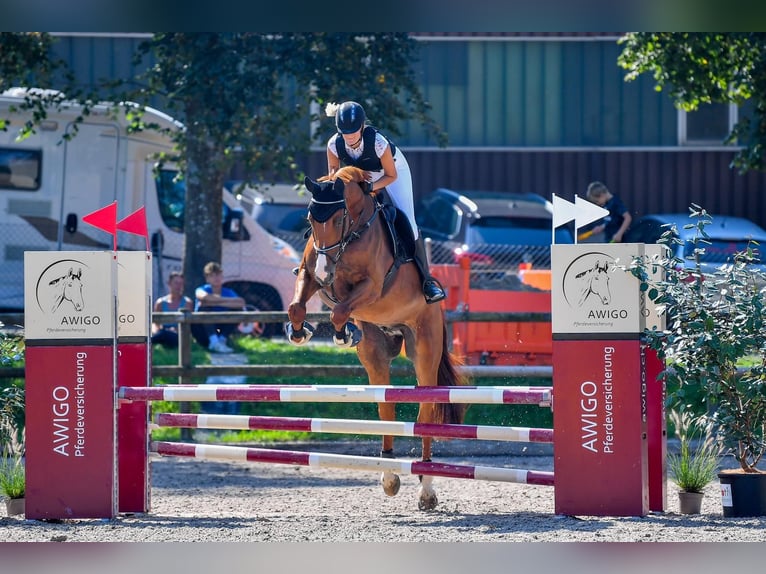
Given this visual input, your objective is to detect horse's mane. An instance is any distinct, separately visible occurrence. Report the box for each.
[320,166,366,186]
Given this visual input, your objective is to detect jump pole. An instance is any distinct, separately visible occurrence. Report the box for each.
[120,384,552,407]
[151,441,556,486]
[154,413,555,443]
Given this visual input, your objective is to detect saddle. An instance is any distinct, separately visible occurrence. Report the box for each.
[374,188,415,264]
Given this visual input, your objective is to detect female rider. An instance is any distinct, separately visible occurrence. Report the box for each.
[325,100,445,304]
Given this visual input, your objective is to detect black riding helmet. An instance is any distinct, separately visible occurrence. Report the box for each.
[335,101,366,134]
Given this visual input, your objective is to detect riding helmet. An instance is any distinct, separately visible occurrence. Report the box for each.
[335,101,366,134]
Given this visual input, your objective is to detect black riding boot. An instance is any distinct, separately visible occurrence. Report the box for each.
[413,235,446,304]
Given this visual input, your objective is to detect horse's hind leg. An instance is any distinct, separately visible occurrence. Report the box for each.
[356,323,402,497]
[416,417,438,511]
[407,308,450,511]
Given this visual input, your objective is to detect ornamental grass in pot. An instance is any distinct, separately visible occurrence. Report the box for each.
[0,456,25,516]
[1,324,25,516]
[629,206,766,516]
[667,410,720,514]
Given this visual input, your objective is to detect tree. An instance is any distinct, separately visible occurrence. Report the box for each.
[617,32,766,172]
[0,33,444,293]
[130,33,444,290]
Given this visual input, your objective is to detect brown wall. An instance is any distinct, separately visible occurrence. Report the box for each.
[303,149,766,229]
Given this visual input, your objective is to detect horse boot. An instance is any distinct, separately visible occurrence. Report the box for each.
[412,234,446,304]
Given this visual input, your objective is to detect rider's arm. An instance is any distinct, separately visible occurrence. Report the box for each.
[373,145,397,193]
[327,141,340,177]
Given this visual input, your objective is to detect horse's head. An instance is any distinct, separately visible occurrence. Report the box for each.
[304,175,346,286]
[303,167,373,287]
[590,260,611,305]
[50,267,85,312]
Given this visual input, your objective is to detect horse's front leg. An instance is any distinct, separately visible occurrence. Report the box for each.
[286,265,320,346]
[329,278,377,347]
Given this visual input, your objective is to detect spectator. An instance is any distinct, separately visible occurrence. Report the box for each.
[582,181,632,243]
[151,271,194,348]
[192,261,246,353]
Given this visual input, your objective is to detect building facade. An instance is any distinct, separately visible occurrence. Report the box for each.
[49,32,766,228]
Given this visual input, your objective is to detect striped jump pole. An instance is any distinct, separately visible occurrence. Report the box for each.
[120,384,553,407]
[152,441,556,487]
[154,413,555,443]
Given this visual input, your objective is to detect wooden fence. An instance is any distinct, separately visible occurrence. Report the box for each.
[0,311,553,381]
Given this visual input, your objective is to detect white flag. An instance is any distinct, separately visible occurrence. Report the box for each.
[574,195,610,229]
[552,194,578,228]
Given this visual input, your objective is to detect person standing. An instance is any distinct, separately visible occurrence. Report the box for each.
[583,181,632,243]
[192,261,246,353]
[151,271,194,349]
[325,100,445,304]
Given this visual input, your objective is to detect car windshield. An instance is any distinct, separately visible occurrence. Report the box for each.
[465,216,571,246]
[683,239,763,265]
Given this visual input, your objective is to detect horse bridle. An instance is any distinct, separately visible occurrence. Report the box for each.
[310,193,381,265]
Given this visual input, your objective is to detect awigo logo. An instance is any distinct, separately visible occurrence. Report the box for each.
[561,252,615,308]
[35,259,89,314]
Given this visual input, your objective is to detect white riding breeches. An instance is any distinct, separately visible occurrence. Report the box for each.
[372,151,418,240]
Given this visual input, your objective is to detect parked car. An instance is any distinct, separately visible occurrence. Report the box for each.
[227,182,311,253]
[415,188,574,272]
[624,213,766,274]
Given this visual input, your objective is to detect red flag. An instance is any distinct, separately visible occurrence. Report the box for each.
[117,206,149,251]
[83,201,118,250]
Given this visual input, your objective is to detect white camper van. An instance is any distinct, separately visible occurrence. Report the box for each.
[0,88,317,336]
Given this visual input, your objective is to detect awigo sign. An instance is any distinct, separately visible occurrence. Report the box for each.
[551,243,649,517]
[24,251,118,519]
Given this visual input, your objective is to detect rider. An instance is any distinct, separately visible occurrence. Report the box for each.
[325,100,445,304]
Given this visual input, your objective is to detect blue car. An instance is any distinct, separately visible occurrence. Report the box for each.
[624,213,766,274]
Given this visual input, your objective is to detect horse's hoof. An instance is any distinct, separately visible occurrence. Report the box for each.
[418,492,438,511]
[333,322,362,348]
[285,321,314,346]
[381,472,401,497]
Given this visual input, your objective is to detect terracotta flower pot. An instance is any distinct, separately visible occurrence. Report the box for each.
[5,497,24,517]
[678,491,704,514]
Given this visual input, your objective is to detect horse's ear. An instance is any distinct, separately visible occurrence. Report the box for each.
[304,176,318,195]
[333,178,344,195]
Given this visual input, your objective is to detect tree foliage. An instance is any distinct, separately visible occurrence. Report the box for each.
[0,32,444,292]
[618,32,766,172]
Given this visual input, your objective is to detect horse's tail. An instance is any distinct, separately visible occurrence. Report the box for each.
[433,317,470,425]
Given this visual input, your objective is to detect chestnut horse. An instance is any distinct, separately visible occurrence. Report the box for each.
[286,166,467,510]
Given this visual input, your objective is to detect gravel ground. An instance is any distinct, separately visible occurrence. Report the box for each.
[2,438,765,543]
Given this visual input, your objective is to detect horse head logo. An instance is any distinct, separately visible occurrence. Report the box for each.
[573,260,612,306]
[49,267,85,312]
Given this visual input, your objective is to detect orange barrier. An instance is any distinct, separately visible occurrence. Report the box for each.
[431,258,553,366]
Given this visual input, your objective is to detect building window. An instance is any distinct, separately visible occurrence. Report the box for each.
[0,147,42,191]
[678,102,737,146]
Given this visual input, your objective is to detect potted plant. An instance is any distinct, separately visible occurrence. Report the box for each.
[0,456,24,516]
[631,205,766,517]
[666,410,721,514]
[1,323,25,516]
